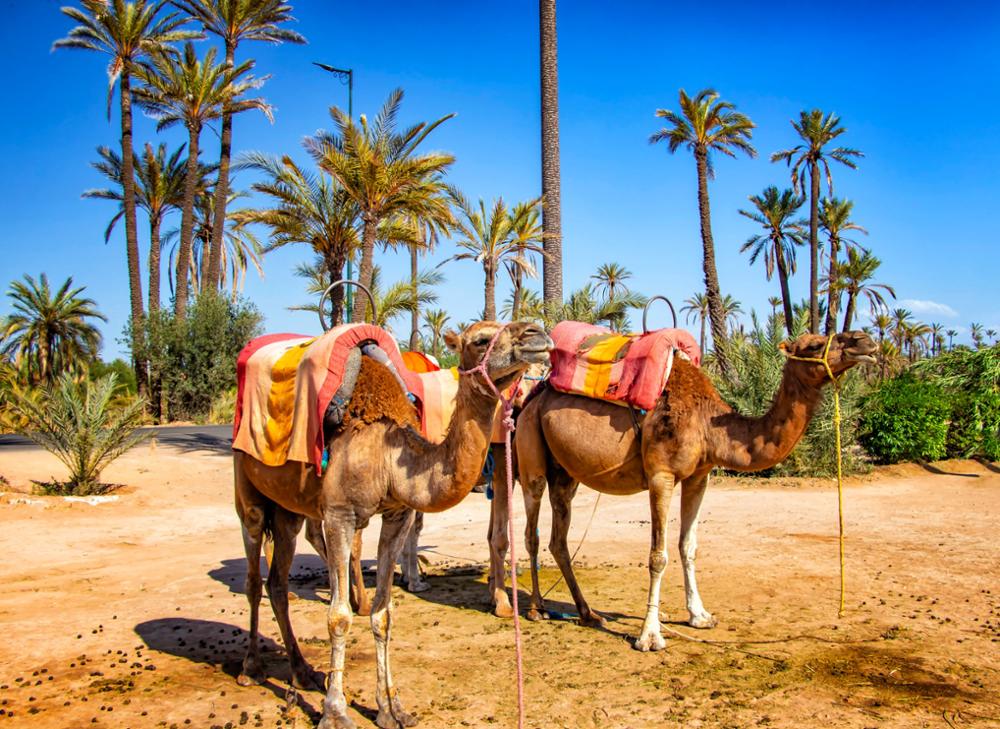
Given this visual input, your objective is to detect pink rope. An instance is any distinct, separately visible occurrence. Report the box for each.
[458,325,526,729]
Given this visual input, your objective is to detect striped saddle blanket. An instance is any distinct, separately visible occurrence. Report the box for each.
[548,321,701,410]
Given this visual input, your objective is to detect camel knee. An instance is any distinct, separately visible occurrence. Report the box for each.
[328,603,353,639]
[648,550,667,575]
[370,608,391,642]
[679,535,698,564]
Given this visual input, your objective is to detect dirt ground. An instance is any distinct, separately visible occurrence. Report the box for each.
[1,438,998,729]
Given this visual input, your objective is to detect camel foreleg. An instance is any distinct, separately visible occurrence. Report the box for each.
[487,445,515,617]
[634,472,674,651]
[318,508,357,729]
[680,470,716,628]
[371,508,419,729]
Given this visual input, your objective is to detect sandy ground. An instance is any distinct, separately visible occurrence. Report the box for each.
[1,438,998,729]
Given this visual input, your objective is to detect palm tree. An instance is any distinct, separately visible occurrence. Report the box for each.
[738,186,805,335]
[946,329,957,350]
[971,323,985,349]
[54,0,199,390]
[446,192,546,320]
[234,153,361,324]
[423,309,450,358]
[873,312,892,343]
[819,197,867,334]
[988,329,998,345]
[903,322,931,362]
[502,288,545,323]
[681,292,710,353]
[891,309,914,350]
[591,262,633,301]
[168,188,264,300]
[84,142,205,314]
[305,89,456,323]
[2,274,106,385]
[396,212,453,350]
[135,43,271,318]
[650,88,756,376]
[767,296,782,316]
[831,248,895,331]
[771,110,863,333]
[539,0,562,308]
[722,294,743,331]
[173,0,305,290]
[929,323,944,356]
[505,199,545,320]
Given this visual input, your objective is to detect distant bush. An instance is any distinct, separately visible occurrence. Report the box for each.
[89,358,137,394]
[208,387,237,425]
[858,374,949,464]
[7,373,146,494]
[134,293,262,423]
[913,344,1000,461]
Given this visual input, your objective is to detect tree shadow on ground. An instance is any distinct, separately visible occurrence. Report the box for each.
[133,617,322,723]
[972,456,1000,473]
[152,431,232,455]
[917,461,980,477]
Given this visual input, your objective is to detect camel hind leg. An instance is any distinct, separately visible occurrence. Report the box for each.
[267,506,324,690]
[513,400,548,621]
[487,443,515,618]
[234,454,268,686]
[400,512,428,593]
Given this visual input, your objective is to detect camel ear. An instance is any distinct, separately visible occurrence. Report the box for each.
[443,330,462,353]
[778,341,791,356]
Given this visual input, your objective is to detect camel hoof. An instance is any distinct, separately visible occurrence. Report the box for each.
[237,659,265,686]
[376,708,418,729]
[291,665,326,692]
[525,608,548,622]
[633,632,667,652]
[406,579,430,594]
[689,612,717,629]
[317,713,356,729]
[578,611,607,629]
[493,601,514,619]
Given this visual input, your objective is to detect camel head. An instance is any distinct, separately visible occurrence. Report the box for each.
[779,331,877,386]
[444,321,554,391]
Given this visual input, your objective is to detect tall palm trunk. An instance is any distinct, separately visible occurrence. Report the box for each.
[775,247,795,336]
[841,291,857,332]
[824,232,839,334]
[199,235,211,292]
[207,41,236,291]
[483,262,497,320]
[175,124,201,319]
[694,146,730,376]
[511,267,524,320]
[699,313,706,354]
[408,245,420,350]
[808,163,820,334]
[148,216,162,315]
[120,72,147,399]
[325,252,347,326]
[351,217,377,323]
[539,0,562,307]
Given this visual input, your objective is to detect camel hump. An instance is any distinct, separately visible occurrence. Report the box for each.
[344,356,420,431]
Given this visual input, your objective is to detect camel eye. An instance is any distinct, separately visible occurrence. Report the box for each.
[474,337,490,347]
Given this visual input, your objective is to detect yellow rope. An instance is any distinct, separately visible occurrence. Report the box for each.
[786,335,846,618]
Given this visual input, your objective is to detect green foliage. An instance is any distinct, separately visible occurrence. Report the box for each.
[913,343,1000,459]
[7,374,147,495]
[89,359,137,394]
[858,374,949,464]
[137,293,262,422]
[208,387,237,425]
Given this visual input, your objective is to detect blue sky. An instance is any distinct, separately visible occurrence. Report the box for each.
[3,0,999,358]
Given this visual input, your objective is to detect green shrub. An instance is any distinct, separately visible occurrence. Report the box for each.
[207,387,237,425]
[134,293,262,422]
[858,374,949,464]
[7,373,147,494]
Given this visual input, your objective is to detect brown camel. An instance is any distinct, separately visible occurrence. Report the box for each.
[234,321,552,729]
[505,331,876,652]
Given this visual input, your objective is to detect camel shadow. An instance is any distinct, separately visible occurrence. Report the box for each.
[208,555,378,603]
[133,617,322,722]
[917,461,980,478]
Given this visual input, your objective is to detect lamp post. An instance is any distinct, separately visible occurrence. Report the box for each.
[313,62,354,320]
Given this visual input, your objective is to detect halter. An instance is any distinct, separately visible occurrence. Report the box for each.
[457,322,522,431]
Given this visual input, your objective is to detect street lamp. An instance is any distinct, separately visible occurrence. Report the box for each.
[314,62,355,319]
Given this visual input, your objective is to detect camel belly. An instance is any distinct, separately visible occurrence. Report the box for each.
[237,452,326,520]
[539,391,646,494]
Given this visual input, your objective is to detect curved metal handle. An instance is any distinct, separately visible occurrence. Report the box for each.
[642,295,677,333]
[318,279,376,331]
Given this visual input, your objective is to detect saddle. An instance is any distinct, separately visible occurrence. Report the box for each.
[547,321,701,410]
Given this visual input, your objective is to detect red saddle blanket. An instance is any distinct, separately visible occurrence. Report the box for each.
[548,321,701,410]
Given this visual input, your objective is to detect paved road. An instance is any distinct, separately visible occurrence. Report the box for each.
[0,424,233,453]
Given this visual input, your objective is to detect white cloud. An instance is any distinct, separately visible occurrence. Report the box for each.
[899,299,958,318]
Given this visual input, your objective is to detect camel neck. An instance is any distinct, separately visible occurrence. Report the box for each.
[396,373,498,512]
[710,366,825,472]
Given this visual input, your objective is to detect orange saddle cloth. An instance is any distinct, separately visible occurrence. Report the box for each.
[548,321,701,410]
